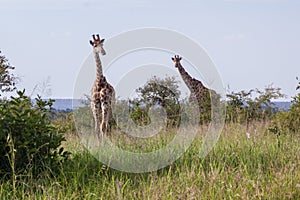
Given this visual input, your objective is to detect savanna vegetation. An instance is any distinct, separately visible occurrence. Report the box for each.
[0,51,299,199]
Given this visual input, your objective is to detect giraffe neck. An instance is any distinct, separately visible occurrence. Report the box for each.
[177,63,197,91]
[93,49,103,79]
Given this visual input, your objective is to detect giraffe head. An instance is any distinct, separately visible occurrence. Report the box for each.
[89,34,106,55]
[171,55,182,68]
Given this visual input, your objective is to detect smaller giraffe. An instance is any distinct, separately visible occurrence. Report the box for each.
[172,55,219,122]
[90,34,115,139]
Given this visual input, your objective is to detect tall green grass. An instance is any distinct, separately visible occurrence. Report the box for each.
[0,122,299,199]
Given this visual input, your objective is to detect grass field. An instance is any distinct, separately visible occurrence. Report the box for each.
[0,121,299,199]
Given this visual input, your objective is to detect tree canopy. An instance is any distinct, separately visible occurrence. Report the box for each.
[130,76,181,127]
[0,51,16,95]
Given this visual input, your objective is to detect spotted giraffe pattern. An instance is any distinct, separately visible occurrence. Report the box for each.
[90,34,115,139]
[172,55,217,114]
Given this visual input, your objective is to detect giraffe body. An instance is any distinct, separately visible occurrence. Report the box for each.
[172,55,218,122]
[90,34,115,139]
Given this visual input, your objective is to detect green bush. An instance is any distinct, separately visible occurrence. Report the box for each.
[129,103,151,126]
[52,112,76,134]
[0,90,69,177]
[132,76,181,127]
[269,78,300,135]
[226,85,284,124]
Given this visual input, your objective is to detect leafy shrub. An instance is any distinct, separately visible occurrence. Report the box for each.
[0,90,69,177]
[52,112,76,134]
[128,75,220,126]
[269,78,300,134]
[226,85,284,124]
[129,103,151,126]
[131,76,181,127]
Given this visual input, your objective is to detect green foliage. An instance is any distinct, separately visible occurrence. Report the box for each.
[0,51,17,95]
[0,90,69,177]
[226,90,250,123]
[128,76,220,126]
[269,78,300,134]
[197,88,219,124]
[129,103,151,126]
[131,76,181,127]
[52,112,76,134]
[226,85,285,123]
[0,122,299,199]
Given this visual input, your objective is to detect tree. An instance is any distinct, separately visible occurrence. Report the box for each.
[0,51,17,95]
[131,76,181,127]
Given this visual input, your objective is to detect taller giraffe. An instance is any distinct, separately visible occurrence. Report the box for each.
[90,34,115,139]
[172,55,217,122]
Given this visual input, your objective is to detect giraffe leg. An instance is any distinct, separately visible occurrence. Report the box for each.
[106,104,112,133]
[93,111,99,134]
[109,93,116,130]
[97,109,103,140]
[108,107,114,131]
[91,101,103,140]
[91,102,98,133]
[100,102,109,137]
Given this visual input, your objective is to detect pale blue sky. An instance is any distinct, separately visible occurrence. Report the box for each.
[0,0,299,100]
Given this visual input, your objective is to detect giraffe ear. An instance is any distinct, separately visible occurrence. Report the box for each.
[100,39,105,43]
[179,57,182,60]
[171,57,175,62]
[89,40,94,46]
